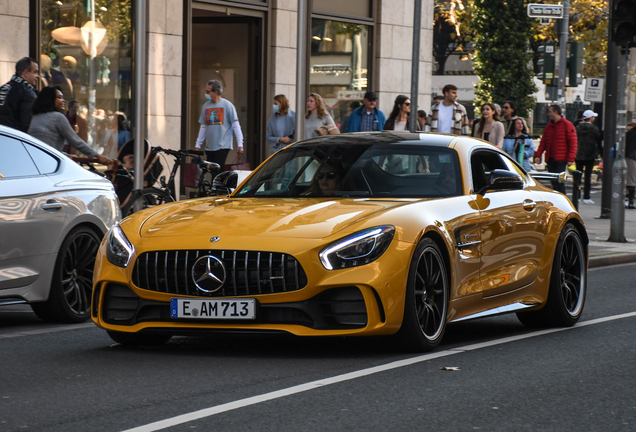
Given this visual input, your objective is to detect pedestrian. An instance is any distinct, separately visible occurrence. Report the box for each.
[627,123,634,131]
[418,110,426,129]
[503,118,534,171]
[0,57,39,132]
[339,100,361,133]
[493,103,502,119]
[304,93,337,138]
[433,95,443,104]
[266,94,295,155]
[65,99,88,143]
[346,91,386,132]
[575,109,602,204]
[195,79,244,165]
[501,100,529,136]
[625,124,636,209]
[384,95,420,131]
[534,104,578,194]
[28,86,111,165]
[117,113,131,150]
[425,84,470,135]
[474,103,504,148]
[573,110,585,128]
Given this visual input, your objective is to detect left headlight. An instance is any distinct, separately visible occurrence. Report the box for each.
[106,225,134,268]
[319,226,395,271]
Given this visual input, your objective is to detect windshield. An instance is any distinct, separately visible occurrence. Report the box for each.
[235,143,462,198]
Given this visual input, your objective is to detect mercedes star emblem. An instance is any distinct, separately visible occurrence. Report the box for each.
[191,255,226,293]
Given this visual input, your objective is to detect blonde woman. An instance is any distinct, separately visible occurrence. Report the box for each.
[304,93,336,139]
[475,103,504,148]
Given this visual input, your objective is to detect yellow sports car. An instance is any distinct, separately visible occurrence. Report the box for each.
[91,132,588,351]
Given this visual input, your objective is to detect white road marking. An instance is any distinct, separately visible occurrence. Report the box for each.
[121,311,636,432]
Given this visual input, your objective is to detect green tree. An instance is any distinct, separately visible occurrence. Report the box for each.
[472,0,537,118]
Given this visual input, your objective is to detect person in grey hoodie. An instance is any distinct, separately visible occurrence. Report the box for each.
[28,86,111,164]
[575,109,602,204]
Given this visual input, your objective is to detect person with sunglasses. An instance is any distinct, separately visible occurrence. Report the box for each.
[383,95,420,131]
[305,162,345,196]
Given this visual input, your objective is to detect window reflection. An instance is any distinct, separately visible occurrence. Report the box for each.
[310,19,369,128]
[40,0,133,159]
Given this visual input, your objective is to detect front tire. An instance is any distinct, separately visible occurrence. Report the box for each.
[31,227,101,323]
[517,223,586,327]
[396,238,449,352]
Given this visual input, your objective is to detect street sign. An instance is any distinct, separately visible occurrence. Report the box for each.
[584,78,604,102]
[527,4,564,19]
[539,18,551,25]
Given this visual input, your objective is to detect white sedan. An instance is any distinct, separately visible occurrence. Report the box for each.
[0,126,120,322]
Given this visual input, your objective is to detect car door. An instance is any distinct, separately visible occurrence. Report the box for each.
[470,149,547,298]
[0,136,68,290]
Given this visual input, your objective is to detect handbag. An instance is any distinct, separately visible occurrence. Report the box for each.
[315,125,340,136]
[223,153,251,171]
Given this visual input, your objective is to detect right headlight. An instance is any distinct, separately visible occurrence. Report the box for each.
[106,225,134,268]
[319,226,395,270]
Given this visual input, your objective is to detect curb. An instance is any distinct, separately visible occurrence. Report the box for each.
[589,253,636,269]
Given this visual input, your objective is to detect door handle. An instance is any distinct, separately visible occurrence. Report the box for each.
[42,200,63,211]
[523,199,537,211]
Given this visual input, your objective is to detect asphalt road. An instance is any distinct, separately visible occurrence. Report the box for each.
[1,263,635,432]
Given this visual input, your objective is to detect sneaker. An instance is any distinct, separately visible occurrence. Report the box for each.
[582,199,594,204]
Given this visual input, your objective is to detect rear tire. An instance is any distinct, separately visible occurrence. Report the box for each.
[31,227,101,323]
[107,331,172,347]
[396,238,449,352]
[517,223,586,327]
[121,188,174,216]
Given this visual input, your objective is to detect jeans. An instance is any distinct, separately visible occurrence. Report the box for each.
[547,158,567,195]
[575,159,595,200]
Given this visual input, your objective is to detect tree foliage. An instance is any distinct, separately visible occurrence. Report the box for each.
[472,0,537,118]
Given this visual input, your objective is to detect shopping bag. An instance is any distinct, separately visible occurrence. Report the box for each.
[223,153,251,171]
[183,162,200,188]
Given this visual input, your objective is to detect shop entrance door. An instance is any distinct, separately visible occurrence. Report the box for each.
[189,11,263,169]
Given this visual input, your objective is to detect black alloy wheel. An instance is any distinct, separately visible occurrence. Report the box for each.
[517,223,586,327]
[396,237,449,352]
[31,227,101,323]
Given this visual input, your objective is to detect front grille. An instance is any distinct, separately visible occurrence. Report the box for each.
[132,250,308,297]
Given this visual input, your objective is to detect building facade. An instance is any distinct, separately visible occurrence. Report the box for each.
[0,0,434,191]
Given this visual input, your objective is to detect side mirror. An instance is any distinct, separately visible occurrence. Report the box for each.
[478,169,524,195]
[212,171,238,195]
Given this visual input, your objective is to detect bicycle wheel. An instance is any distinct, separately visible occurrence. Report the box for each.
[121,188,174,216]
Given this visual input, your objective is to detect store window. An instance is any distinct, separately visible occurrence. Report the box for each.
[40,0,133,159]
[309,18,369,128]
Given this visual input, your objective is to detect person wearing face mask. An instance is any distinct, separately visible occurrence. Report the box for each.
[266,94,295,156]
[195,79,244,166]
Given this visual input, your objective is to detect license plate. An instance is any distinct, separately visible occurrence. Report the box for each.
[170,298,255,320]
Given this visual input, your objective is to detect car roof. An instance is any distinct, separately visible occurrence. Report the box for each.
[292,131,459,148]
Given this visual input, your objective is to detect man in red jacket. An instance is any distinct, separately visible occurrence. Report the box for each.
[535,104,578,194]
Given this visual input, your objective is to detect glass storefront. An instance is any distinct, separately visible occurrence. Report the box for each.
[309,18,369,128]
[40,0,133,159]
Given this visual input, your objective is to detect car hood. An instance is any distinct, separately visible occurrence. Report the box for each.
[137,197,417,240]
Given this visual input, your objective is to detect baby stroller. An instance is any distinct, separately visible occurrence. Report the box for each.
[109,138,163,209]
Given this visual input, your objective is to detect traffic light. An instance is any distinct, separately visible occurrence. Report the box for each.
[566,41,584,87]
[537,42,556,86]
[610,0,636,47]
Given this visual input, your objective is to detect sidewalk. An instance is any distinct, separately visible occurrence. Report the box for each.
[567,184,636,268]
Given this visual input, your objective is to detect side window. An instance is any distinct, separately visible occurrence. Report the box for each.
[500,153,528,181]
[470,150,507,193]
[24,143,60,174]
[0,136,40,178]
